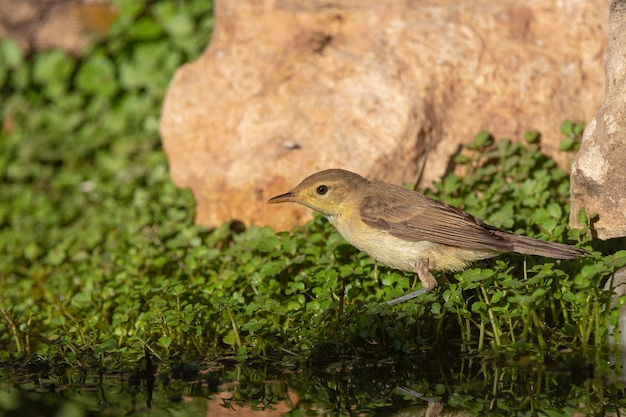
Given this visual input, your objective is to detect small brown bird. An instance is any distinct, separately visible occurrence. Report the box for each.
[267,169,590,305]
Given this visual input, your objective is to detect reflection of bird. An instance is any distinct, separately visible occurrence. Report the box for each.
[267,169,590,305]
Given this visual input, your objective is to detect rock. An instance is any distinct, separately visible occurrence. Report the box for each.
[160,0,607,230]
[0,0,116,55]
[570,0,626,240]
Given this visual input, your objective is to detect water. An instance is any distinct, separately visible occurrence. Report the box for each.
[0,351,624,416]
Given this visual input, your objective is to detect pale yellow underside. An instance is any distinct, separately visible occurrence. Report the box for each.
[328,212,499,272]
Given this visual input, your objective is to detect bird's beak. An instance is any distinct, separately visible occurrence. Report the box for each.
[266,191,297,204]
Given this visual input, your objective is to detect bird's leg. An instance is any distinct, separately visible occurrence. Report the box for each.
[386,259,437,306]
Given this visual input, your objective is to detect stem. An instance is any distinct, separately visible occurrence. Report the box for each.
[1,308,22,353]
[225,306,242,349]
[508,311,516,345]
[480,286,501,348]
[478,320,484,351]
[530,309,546,349]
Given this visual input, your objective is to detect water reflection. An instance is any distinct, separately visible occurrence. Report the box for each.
[0,352,624,416]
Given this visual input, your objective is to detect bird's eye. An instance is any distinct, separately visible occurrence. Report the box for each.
[316,185,329,195]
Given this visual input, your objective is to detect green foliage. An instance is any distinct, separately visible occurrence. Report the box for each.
[1,0,625,385]
[445,131,572,235]
[436,132,626,353]
[559,119,586,151]
[0,0,214,362]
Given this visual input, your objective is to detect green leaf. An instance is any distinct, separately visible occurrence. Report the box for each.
[95,338,118,354]
[32,50,76,100]
[467,131,494,150]
[0,38,23,68]
[128,16,163,40]
[157,335,173,348]
[75,53,118,97]
[559,137,576,151]
[0,38,23,88]
[163,11,194,37]
[256,236,281,253]
[577,207,588,226]
[9,64,30,90]
[546,203,562,219]
[573,122,586,135]
[491,291,505,304]
[523,130,540,143]
[471,301,488,312]
[223,331,238,346]
[33,50,75,85]
[560,119,574,135]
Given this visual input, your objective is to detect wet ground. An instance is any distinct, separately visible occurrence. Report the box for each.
[1,349,625,416]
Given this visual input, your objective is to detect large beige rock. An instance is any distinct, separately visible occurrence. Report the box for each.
[160,0,607,230]
[570,0,626,240]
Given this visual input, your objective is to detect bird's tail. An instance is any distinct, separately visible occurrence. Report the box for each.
[494,231,590,259]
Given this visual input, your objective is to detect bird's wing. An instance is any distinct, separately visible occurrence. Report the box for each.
[359,189,514,252]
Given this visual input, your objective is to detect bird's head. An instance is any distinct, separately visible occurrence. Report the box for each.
[267,169,368,217]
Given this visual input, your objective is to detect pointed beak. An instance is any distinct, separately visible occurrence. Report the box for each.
[266,191,297,204]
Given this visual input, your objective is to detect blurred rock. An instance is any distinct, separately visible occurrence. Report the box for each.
[160,0,607,230]
[570,0,626,240]
[0,0,115,55]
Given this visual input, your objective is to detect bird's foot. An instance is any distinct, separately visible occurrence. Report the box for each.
[386,287,432,306]
[386,260,437,306]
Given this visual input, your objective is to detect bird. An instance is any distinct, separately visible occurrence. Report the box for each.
[266,169,590,305]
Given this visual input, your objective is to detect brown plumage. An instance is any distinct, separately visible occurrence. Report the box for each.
[359,183,588,259]
[267,169,590,305]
